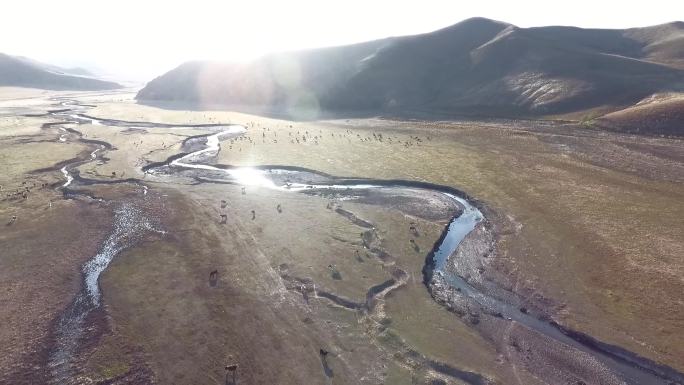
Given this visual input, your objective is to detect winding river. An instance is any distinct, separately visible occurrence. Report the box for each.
[45,99,683,385]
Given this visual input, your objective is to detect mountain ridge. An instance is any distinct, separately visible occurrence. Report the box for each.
[136,17,684,132]
[0,53,122,91]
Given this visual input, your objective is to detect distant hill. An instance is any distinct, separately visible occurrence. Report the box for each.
[12,56,98,77]
[137,18,684,130]
[0,53,122,90]
[595,93,684,136]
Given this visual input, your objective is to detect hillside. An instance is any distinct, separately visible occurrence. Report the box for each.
[12,56,97,77]
[596,93,684,136]
[0,53,122,90]
[137,18,684,126]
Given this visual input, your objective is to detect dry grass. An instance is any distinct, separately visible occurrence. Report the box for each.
[0,93,135,382]
[87,100,684,370]
[73,123,209,180]
[597,92,684,136]
[1,93,682,384]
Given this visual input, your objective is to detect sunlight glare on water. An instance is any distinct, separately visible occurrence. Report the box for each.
[228,167,276,187]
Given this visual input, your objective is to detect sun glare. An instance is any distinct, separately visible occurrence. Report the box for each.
[228,167,276,187]
[3,0,681,81]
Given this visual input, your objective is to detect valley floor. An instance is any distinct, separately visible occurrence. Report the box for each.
[0,89,682,385]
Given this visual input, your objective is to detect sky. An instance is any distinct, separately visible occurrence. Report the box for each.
[2,0,683,81]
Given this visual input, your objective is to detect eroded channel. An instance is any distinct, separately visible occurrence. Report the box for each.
[44,99,684,385]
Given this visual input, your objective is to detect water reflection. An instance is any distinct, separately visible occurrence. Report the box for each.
[228,167,276,188]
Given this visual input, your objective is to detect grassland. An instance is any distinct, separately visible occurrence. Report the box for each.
[1,90,682,384]
[86,99,684,371]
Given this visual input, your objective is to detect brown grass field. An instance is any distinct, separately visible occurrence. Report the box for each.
[0,89,682,384]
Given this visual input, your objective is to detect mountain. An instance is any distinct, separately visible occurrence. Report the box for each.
[0,53,122,90]
[137,18,684,127]
[596,92,684,136]
[12,56,98,77]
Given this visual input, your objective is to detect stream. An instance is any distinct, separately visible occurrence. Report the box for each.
[44,99,683,385]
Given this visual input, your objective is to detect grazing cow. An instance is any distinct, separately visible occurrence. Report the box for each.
[409,223,419,237]
[219,214,227,224]
[276,204,282,213]
[319,349,334,378]
[328,264,342,280]
[302,284,310,303]
[409,239,420,252]
[225,363,239,385]
[251,210,255,220]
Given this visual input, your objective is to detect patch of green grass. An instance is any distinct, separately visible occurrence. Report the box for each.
[97,362,130,380]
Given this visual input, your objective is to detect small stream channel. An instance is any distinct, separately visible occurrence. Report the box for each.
[44,99,683,385]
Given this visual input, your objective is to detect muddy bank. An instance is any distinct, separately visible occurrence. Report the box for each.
[427,218,684,385]
[48,200,165,384]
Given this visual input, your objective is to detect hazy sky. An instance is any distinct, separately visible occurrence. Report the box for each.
[3,0,682,81]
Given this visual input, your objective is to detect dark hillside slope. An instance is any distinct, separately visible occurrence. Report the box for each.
[137,18,684,124]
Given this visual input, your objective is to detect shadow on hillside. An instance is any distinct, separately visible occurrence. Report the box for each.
[136,99,386,122]
[135,98,548,125]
